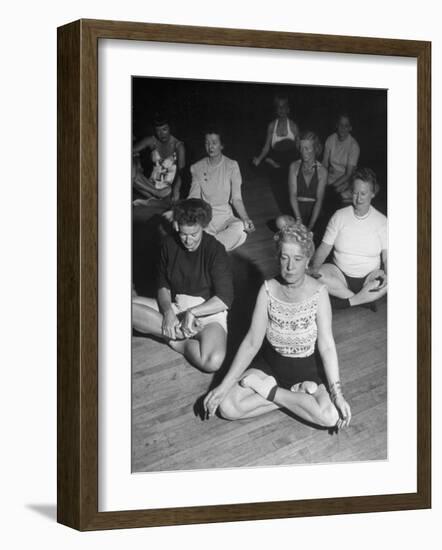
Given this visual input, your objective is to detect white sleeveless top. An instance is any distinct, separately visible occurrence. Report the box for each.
[265,280,323,358]
[271,119,296,148]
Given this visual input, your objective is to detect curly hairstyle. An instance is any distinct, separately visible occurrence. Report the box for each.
[153,112,170,128]
[297,130,323,159]
[274,222,315,259]
[173,198,212,228]
[350,167,380,196]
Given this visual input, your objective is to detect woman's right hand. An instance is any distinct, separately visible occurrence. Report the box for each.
[307,266,322,279]
[162,309,180,339]
[252,157,261,167]
[203,384,229,419]
[162,209,174,222]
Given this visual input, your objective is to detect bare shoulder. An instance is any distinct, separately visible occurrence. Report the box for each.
[305,275,327,295]
[289,159,301,173]
[264,278,277,294]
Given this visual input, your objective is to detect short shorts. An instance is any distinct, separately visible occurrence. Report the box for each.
[254,339,324,389]
[151,294,228,332]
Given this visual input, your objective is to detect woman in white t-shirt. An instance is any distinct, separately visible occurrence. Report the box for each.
[309,168,387,309]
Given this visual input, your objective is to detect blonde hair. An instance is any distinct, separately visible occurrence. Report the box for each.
[274,222,315,259]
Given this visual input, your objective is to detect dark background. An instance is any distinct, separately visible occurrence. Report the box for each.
[132,76,387,210]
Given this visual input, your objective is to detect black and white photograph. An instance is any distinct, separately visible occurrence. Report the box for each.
[131,77,388,473]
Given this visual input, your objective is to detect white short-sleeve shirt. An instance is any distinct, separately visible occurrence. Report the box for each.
[323,205,388,277]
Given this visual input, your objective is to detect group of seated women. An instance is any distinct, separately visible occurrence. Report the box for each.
[132,182,386,433]
[133,114,254,252]
[132,100,387,433]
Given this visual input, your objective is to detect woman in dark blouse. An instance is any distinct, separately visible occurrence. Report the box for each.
[132,198,233,372]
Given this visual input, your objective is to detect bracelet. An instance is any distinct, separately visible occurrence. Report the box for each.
[329,381,343,402]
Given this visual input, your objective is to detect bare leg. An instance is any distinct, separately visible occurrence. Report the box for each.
[272,384,338,427]
[240,373,338,427]
[132,297,164,337]
[169,322,227,373]
[319,264,354,299]
[219,369,280,420]
[319,263,387,306]
[207,218,247,252]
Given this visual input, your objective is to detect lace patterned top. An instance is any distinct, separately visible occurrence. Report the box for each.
[265,279,323,358]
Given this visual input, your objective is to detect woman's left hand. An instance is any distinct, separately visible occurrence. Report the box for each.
[179,310,202,338]
[243,219,255,233]
[366,269,387,290]
[203,384,229,418]
[334,395,352,429]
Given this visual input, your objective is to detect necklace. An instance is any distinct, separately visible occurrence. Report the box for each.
[354,206,370,220]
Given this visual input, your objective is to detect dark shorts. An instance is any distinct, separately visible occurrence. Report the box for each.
[254,339,324,390]
[332,261,367,294]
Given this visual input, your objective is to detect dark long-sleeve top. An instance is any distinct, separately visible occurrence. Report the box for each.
[157,232,234,308]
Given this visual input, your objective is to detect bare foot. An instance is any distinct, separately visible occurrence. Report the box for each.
[290,381,318,394]
[240,373,277,399]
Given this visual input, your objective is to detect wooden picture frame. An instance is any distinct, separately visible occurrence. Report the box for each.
[57,18,431,531]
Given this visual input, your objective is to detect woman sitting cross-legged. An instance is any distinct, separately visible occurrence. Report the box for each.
[132,198,233,373]
[276,130,327,233]
[203,223,351,430]
[309,168,388,309]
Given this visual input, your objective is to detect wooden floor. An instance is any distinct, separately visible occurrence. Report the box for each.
[132,166,388,472]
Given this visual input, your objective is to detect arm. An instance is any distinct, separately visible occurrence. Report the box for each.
[180,296,228,337]
[181,240,234,333]
[203,284,269,417]
[316,286,351,427]
[307,164,327,230]
[381,249,388,275]
[171,142,186,202]
[333,141,360,192]
[157,286,181,339]
[365,249,388,291]
[309,241,333,276]
[322,139,331,170]
[230,162,255,232]
[289,120,300,149]
[253,122,273,166]
[187,164,202,199]
[221,285,269,387]
[288,161,302,222]
[231,197,255,232]
[332,162,357,192]
[133,136,153,155]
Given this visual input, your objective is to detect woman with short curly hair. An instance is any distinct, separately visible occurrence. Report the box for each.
[132,198,233,373]
[203,223,351,430]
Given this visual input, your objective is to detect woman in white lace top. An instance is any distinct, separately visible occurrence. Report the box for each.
[203,223,351,430]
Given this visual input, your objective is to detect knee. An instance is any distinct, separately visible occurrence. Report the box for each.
[201,350,225,373]
[318,402,339,428]
[218,394,242,420]
[276,215,295,230]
